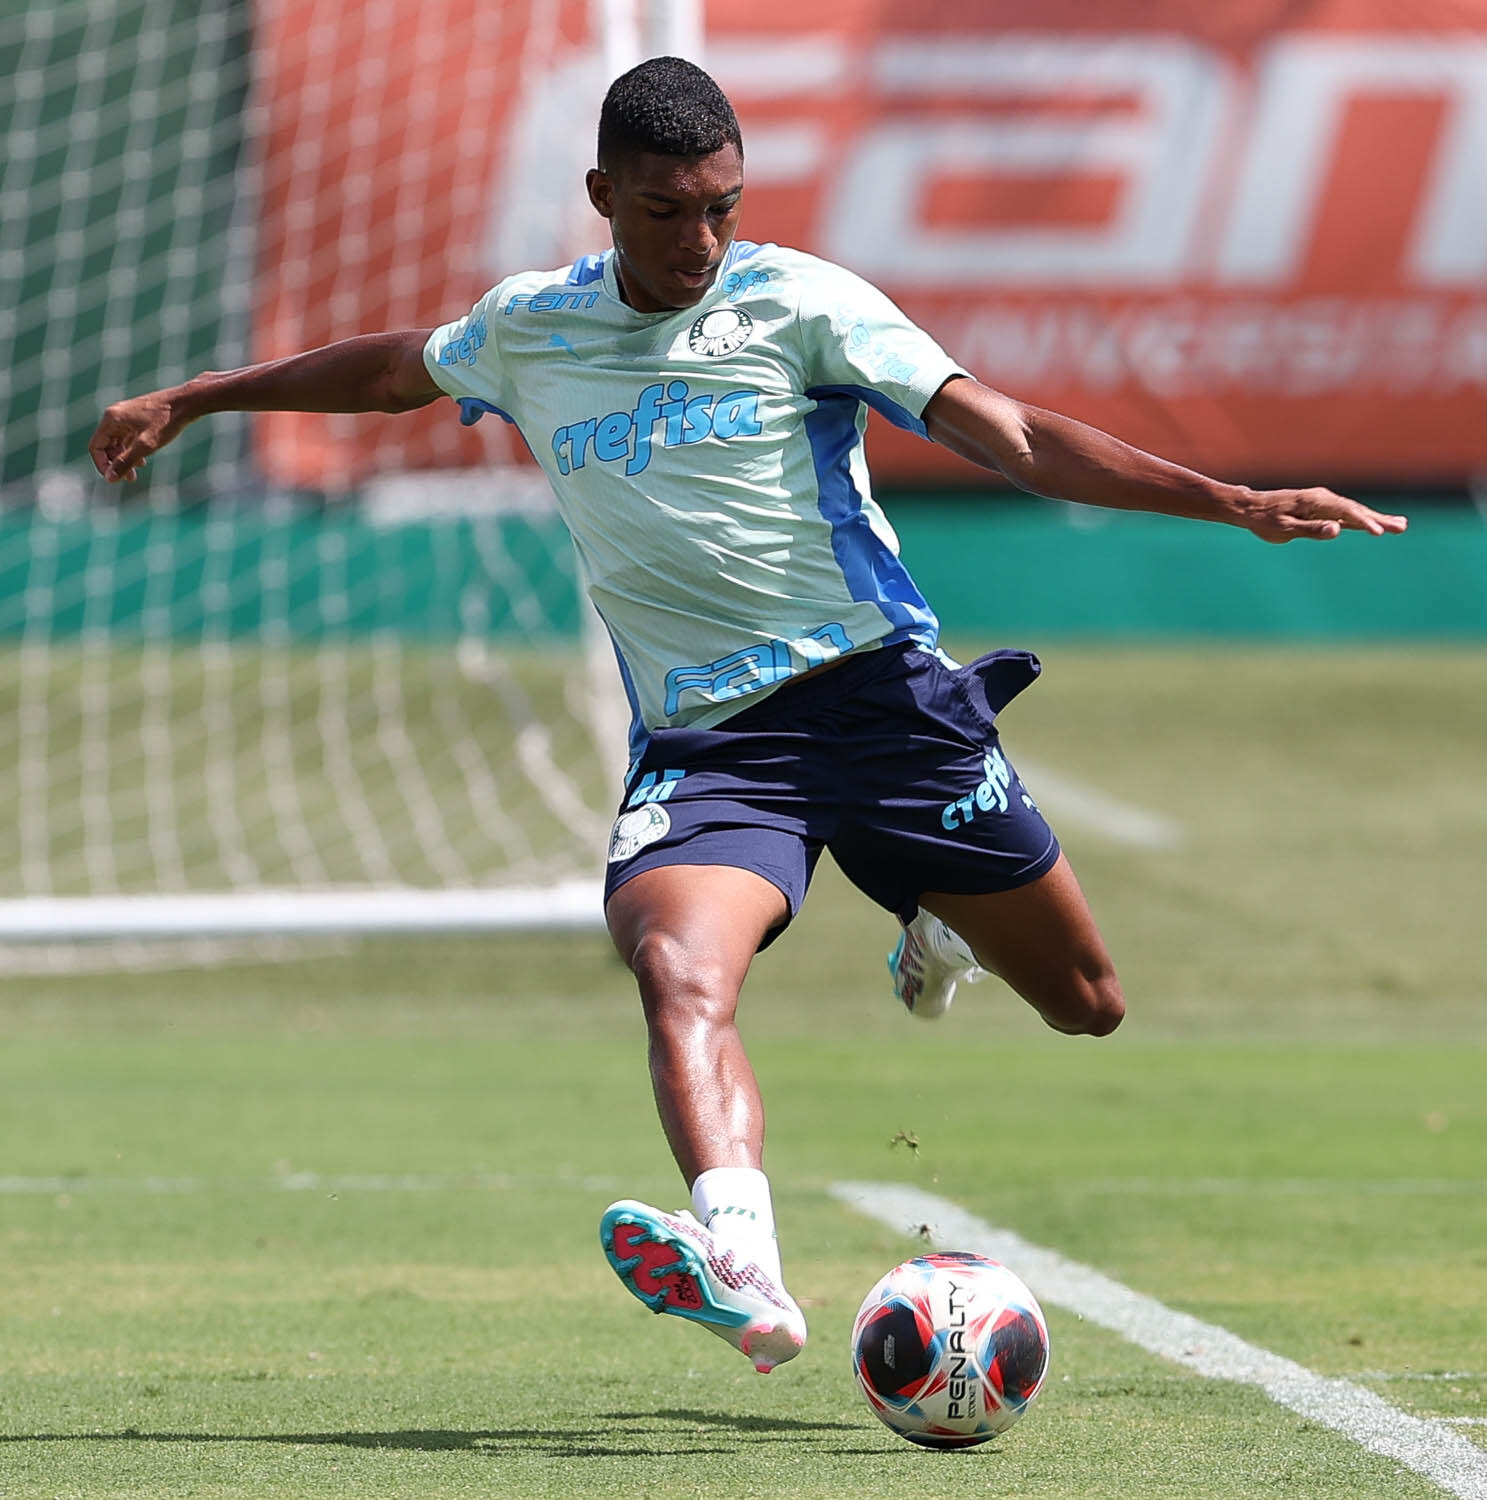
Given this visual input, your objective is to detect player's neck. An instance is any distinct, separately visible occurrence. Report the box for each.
[611,252,688,316]
[613,262,638,310]
[613,260,655,314]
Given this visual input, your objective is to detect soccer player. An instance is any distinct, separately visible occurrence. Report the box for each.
[89,57,1406,1375]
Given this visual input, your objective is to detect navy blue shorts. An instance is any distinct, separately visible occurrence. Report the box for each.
[602,643,1060,944]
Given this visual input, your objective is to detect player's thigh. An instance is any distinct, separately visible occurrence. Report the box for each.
[603,717,826,975]
[606,863,789,1019]
[921,853,1124,1035]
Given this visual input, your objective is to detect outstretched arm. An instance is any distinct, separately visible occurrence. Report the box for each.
[923,376,1407,543]
[89,330,442,483]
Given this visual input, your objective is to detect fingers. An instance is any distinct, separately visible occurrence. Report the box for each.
[1341,511,1384,536]
[107,438,152,482]
[1306,501,1408,541]
[96,447,147,482]
[1262,489,1409,544]
[89,418,134,481]
[87,421,124,478]
[88,417,154,482]
[89,393,180,482]
[1317,490,1406,531]
[1347,505,1408,535]
[1290,517,1343,541]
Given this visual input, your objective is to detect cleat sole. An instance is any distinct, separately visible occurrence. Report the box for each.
[601,1204,751,1330]
[599,1200,806,1373]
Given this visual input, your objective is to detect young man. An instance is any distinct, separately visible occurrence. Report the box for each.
[90,57,1406,1375]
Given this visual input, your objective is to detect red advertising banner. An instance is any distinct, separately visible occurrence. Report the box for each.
[253,0,1487,488]
[251,0,594,490]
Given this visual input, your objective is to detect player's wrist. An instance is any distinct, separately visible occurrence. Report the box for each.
[174,372,229,420]
[1211,482,1262,529]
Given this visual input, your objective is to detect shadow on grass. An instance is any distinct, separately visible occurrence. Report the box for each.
[599,1408,864,1434]
[0,1398,894,1458]
[0,1410,884,1458]
[0,1429,725,1458]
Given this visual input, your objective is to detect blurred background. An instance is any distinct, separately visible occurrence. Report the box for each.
[0,0,1483,945]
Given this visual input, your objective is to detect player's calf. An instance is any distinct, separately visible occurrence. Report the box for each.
[921,854,1125,1038]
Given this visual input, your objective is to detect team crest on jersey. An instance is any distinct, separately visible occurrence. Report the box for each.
[688,306,753,357]
[608,803,671,863]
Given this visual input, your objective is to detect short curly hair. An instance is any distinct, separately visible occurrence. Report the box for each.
[597,56,742,171]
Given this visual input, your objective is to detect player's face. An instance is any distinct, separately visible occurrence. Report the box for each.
[587,145,744,314]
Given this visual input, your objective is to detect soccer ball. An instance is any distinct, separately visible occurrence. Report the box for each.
[850,1251,1050,1449]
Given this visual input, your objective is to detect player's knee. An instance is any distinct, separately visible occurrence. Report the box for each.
[1035,962,1124,1037]
[1077,970,1125,1036]
[627,929,737,1027]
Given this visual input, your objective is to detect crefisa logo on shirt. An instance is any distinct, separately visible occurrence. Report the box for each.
[688,307,753,357]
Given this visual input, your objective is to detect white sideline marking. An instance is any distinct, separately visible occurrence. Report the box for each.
[1017,759,1184,851]
[0,1172,623,1196]
[832,1181,1487,1500]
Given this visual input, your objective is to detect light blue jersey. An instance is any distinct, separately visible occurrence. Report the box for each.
[424,242,967,757]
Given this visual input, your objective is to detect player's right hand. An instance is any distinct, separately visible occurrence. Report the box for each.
[89,389,190,483]
[1237,486,1409,544]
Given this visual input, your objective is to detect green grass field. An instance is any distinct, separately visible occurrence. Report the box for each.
[3,646,1485,1499]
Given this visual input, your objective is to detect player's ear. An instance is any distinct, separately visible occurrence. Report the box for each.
[586,168,615,220]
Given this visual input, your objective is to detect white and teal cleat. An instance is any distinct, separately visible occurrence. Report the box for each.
[599,1199,806,1373]
[888,909,986,1020]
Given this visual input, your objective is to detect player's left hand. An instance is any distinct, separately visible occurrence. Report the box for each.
[1240,487,1408,544]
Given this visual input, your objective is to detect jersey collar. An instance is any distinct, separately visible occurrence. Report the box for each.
[600,246,753,321]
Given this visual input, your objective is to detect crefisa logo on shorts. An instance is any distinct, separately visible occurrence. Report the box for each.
[608,803,671,863]
[689,307,753,357]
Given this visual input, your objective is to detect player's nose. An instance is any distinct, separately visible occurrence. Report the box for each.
[677,213,715,258]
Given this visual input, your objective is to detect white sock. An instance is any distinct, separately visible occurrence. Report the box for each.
[690,1166,784,1284]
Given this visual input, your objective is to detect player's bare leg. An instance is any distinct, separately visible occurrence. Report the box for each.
[606,863,785,1180]
[920,852,1125,1036]
[599,863,807,1371]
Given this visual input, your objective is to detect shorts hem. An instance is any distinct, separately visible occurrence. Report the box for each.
[604,851,803,924]
[895,835,1062,924]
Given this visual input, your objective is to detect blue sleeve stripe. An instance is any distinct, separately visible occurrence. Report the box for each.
[803,392,938,644]
[590,600,650,764]
[724,240,768,267]
[566,254,607,286]
[457,397,514,427]
[805,383,928,438]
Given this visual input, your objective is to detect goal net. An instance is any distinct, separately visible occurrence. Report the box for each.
[0,0,666,941]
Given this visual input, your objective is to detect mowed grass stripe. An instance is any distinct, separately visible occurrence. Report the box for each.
[1072,1177,1487,1197]
[6,1171,1485,1197]
[0,1171,624,1194]
[834,1182,1487,1500]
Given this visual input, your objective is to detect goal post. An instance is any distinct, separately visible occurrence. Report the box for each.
[0,0,703,942]
[0,490,616,938]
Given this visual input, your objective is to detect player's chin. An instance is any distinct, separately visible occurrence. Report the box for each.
[667,268,717,305]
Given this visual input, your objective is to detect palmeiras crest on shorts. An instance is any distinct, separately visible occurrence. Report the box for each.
[608,803,671,862]
[688,307,753,357]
